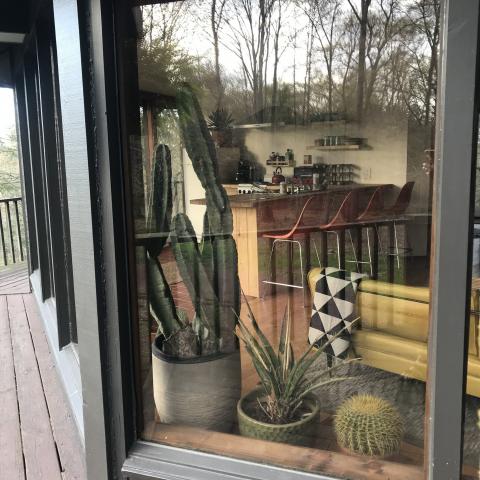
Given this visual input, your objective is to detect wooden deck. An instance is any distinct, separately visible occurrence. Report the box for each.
[0,292,87,479]
[0,263,30,295]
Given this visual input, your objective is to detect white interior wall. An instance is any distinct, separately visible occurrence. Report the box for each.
[182,148,206,237]
[243,114,408,188]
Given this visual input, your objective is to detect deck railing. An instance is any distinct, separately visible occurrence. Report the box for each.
[0,197,25,266]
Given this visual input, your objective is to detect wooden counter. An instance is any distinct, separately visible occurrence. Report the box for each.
[192,184,391,297]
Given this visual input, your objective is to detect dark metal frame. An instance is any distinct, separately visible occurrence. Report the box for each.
[44,0,480,478]
[12,0,77,346]
[0,197,25,265]
[425,0,480,478]
[14,57,38,275]
[35,8,77,345]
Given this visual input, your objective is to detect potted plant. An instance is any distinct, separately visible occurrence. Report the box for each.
[146,84,241,432]
[236,297,357,446]
[208,108,234,147]
[334,394,404,457]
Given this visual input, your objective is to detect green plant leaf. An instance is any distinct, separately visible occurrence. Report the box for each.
[242,292,282,379]
[284,319,360,399]
[235,312,282,398]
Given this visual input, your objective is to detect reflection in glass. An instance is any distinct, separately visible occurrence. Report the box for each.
[462,128,480,479]
[121,1,440,477]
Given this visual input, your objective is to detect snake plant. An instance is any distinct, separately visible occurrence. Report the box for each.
[146,84,240,358]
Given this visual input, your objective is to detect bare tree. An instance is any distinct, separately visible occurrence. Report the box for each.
[211,0,228,109]
[271,0,282,125]
[302,24,314,123]
[411,0,440,126]
[302,0,342,115]
[335,14,359,114]
[224,0,276,121]
[347,0,372,123]
[363,0,404,113]
[141,2,188,51]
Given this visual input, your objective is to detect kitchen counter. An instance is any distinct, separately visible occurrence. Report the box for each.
[191,183,392,297]
[191,183,387,208]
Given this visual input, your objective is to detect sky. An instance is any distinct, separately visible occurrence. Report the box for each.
[0,88,16,140]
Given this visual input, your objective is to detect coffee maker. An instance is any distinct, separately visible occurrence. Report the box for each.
[235,160,253,183]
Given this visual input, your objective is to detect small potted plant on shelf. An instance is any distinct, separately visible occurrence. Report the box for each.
[146,84,241,432]
[208,108,234,147]
[236,296,357,446]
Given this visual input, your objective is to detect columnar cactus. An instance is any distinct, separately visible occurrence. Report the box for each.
[146,84,240,358]
[334,394,404,457]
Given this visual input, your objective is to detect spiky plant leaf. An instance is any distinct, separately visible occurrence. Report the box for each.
[147,253,183,337]
[239,295,359,423]
[241,291,281,377]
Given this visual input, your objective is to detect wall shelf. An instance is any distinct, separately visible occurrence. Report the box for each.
[306,144,361,151]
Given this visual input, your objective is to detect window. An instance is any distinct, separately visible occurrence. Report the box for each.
[17,2,77,346]
[463,114,480,479]
[119,1,440,477]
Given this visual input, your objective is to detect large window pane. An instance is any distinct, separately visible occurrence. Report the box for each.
[462,126,480,479]
[120,1,439,477]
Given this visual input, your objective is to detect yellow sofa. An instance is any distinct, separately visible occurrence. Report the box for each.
[308,268,480,397]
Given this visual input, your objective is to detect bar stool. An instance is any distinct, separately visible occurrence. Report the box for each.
[356,181,415,268]
[262,194,329,293]
[317,191,358,270]
[348,185,390,275]
[376,181,415,268]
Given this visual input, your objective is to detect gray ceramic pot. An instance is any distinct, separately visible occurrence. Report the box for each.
[152,336,241,432]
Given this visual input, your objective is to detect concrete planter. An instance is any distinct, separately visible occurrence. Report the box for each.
[152,336,241,432]
[237,388,320,446]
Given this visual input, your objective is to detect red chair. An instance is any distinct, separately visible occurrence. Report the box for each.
[384,181,415,217]
[349,182,415,272]
[377,181,415,268]
[348,185,390,275]
[262,194,330,292]
[317,191,358,270]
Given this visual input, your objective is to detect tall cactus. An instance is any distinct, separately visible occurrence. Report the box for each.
[176,84,240,353]
[146,144,181,337]
[146,85,240,358]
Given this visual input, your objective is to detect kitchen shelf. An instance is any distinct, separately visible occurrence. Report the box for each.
[306,144,361,151]
[266,161,295,167]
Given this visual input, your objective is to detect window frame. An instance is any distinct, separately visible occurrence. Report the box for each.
[79,0,480,478]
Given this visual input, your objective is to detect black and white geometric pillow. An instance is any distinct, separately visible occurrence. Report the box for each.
[308,267,366,364]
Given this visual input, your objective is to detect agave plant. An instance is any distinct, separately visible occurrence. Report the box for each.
[207,108,234,131]
[236,295,358,424]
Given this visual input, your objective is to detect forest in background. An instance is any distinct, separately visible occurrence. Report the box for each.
[0,128,21,199]
[138,0,439,128]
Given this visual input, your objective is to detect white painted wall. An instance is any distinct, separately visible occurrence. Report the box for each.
[182,148,206,238]
[243,114,408,188]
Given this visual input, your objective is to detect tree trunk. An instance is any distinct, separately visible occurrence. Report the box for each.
[356,0,370,123]
[272,35,280,126]
[211,0,223,109]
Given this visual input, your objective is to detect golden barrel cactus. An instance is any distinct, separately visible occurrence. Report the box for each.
[334,394,404,457]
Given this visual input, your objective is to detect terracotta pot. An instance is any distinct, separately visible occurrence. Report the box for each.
[237,388,320,446]
[152,336,241,432]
